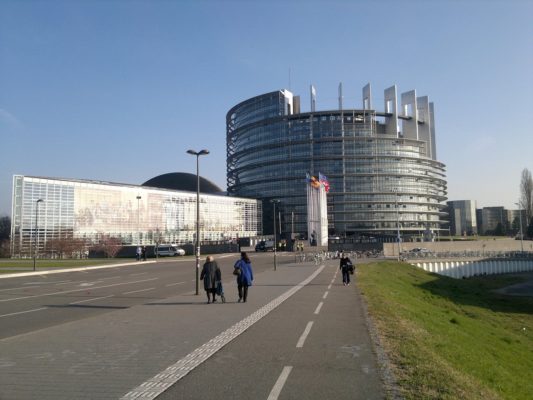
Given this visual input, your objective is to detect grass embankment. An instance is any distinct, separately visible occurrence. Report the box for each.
[0,258,130,274]
[358,261,533,400]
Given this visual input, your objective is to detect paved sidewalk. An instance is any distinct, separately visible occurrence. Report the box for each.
[0,260,387,399]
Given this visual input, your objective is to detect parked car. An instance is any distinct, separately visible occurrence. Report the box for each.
[255,240,274,252]
[155,245,185,257]
[410,247,431,254]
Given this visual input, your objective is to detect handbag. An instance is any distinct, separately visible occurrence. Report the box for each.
[233,260,242,276]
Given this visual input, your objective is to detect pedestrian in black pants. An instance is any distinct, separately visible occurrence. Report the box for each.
[201,256,221,304]
[339,254,353,286]
[234,252,253,303]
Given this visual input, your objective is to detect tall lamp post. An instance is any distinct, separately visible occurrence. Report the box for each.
[515,202,524,253]
[270,199,280,270]
[33,199,44,271]
[187,149,210,295]
[136,195,141,246]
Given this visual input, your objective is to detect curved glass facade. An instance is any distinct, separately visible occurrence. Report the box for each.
[227,89,447,239]
[11,176,261,257]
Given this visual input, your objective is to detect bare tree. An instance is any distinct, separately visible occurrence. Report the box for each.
[92,235,123,258]
[519,168,533,223]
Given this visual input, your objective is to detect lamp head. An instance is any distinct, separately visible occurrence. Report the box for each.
[187,149,197,155]
[198,149,210,156]
[36,199,44,203]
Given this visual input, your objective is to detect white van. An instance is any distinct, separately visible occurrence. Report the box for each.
[155,245,185,257]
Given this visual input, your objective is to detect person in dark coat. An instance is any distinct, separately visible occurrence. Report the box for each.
[234,252,253,303]
[339,253,353,286]
[200,255,221,304]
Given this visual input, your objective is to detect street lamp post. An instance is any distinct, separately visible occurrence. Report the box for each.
[187,149,210,295]
[515,202,524,253]
[33,199,44,271]
[270,199,280,270]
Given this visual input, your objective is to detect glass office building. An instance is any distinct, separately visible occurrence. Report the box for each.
[11,175,262,257]
[226,85,447,240]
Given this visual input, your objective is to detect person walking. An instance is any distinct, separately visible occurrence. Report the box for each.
[234,252,253,303]
[141,246,147,261]
[339,253,354,286]
[136,246,142,261]
[200,255,221,304]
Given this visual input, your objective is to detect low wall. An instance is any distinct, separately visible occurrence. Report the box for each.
[413,259,533,279]
[384,238,532,257]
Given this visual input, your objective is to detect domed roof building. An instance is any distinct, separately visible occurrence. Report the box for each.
[142,172,223,194]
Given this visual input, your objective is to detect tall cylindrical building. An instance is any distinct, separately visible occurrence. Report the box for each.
[226,84,447,240]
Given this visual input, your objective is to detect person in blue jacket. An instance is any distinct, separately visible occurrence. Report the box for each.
[234,252,253,303]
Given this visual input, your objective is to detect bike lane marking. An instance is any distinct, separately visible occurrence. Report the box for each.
[267,366,293,400]
[296,321,314,348]
[121,264,325,400]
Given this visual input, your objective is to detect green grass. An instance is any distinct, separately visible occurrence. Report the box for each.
[357,261,533,400]
[0,258,132,273]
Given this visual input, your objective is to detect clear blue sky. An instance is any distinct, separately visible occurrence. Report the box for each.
[1,0,532,216]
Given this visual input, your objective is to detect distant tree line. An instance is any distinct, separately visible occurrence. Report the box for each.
[0,215,10,257]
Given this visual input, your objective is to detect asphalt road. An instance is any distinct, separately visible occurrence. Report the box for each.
[0,253,292,339]
[0,253,386,400]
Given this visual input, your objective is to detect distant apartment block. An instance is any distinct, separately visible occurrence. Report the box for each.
[479,206,507,234]
[446,200,477,235]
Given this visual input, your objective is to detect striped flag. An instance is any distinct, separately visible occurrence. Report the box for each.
[319,173,330,193]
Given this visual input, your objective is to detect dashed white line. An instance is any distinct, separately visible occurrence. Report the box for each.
[123,288,155,295]
[267,366,293,400]
[0,307,47,318]
[0,277,159,303]
[323,291,329,299]
[165,282,185,287]
[314,302,323,315]
[0,286,41,292]
[70,295,114,305]
[327,283,332,290]
[296,321,314,348]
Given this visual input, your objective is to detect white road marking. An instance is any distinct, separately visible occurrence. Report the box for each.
[121,265,326,400]
[0,286,41,292]
[296,321,314,348]
[165,282,185,287]
[323,291,329,299]
[0,278,159,303]
[0,307,47,318]
[267,366,293,400]
[327,284,332,290]
[314,302,323,315]
[69,295,114,305]
[123,288,155,295]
